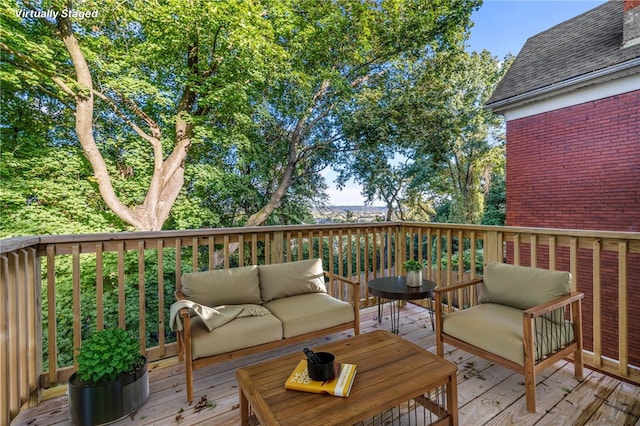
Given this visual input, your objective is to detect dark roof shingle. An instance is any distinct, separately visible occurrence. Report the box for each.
[487,0,640,107]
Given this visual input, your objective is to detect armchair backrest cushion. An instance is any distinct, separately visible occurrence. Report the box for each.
[478,262,570,310]
[181,265,262,307]
[258,258,327,302]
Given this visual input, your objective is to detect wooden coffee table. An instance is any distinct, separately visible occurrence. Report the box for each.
[235,330,458,426]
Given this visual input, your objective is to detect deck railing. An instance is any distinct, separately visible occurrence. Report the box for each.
[1,222,639,424]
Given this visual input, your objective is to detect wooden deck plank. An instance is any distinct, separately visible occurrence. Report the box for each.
[455,360,517,406]
[484,361,583,425]
[536,369,619,426]
[11,304,640,426]
[584,381,640,426]
[457,367,530,424]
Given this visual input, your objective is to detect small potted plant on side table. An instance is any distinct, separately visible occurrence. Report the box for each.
[68,327,149,426]
[403,259,427,287]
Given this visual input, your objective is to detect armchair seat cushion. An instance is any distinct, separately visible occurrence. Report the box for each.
[190,314,283,359]
[443,303,575,366]
[265,293,356,338]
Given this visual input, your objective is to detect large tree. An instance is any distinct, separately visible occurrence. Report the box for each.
[244,0,481,226]
[2,0,480,231]
[339,49,510,224]
[2,0,281,231]
[413,50,509,223]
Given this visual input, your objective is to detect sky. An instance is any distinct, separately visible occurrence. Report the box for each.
[323,0,608,207]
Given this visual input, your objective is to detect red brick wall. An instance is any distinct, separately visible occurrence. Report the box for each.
[625,0,640,12]
[505,90,640,367]
[507,91,640,232]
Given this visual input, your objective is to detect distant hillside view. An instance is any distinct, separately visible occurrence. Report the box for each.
[313,206,388,223]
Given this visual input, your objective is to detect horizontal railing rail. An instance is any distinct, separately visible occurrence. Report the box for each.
[1,222,639,424]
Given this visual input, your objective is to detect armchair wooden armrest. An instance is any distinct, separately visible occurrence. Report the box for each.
[323,271,360,287]
[323,271,361,301]
[521,291,584,413]
[323,271,360,335]
[173,290,193,399]
[433,277,483,296]
[523,292,584,318]
[174,290,190,320]
[434,278,483,314]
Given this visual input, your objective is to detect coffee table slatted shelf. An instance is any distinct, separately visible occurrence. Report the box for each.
[245,394,450,426]
[236,330,458,426]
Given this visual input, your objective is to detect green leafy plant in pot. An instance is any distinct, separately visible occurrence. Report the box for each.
[403,259,427,287]
[68,327,149,426]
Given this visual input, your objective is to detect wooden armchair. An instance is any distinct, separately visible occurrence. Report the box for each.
[434,262,584,413]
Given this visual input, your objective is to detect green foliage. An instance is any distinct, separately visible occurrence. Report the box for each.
[403,259,427,272]
[432,199,453,224]
[2,0,487,232]
[411,51,510,224]
[439,248,484,274]
[340,50,511,224]
[0,145,125,237]
[2,0,294,230]
[75,328,142,384]
[482,172,506,226]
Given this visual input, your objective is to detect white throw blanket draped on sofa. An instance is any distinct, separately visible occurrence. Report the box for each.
[170,300,270,332]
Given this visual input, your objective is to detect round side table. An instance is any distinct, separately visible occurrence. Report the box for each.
[367,276,436,334]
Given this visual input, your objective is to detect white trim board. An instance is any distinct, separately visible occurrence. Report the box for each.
[504,74,640,121]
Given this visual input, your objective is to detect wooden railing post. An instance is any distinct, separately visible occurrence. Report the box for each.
[395,224,404,275]
[271,231,284,264]
[0,238,43,424]
[619,240,628,377]
[484,229,502,264]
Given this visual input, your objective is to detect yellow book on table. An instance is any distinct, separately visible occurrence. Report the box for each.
[285,360,357,397]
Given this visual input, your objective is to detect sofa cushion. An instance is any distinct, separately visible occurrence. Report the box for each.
[264,293,355,338]
[190,314,283,359]
[181,265,262,307]
[478,262,570,310]
[258,259,326,303]
[443,303,575,366]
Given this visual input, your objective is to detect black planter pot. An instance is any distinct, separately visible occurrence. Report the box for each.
[68,357,149,426]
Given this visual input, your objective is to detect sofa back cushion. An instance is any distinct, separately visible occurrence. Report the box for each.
[258,258,326,302]
[181,265,262,307]
[478,262,570,310]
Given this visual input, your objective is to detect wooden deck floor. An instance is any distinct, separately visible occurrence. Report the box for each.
[13,304,640,426]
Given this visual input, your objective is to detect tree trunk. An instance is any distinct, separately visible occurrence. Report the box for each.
[245,140,297,226]
[57,17,191,231]
[245,79,333,227]
[245,103,309,226]
[57,18,141,228]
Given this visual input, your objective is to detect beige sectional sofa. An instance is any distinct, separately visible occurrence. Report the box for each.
[173,258,360,403]
[434,262,584,413]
